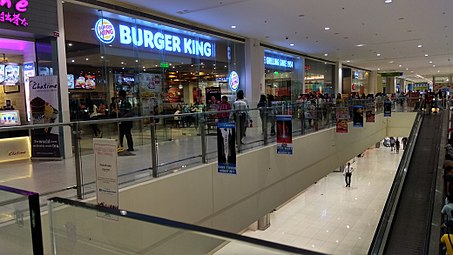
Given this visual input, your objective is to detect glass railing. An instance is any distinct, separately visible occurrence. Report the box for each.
[48,196,323,255]
[0,185,43,255]
[0,98,419,202]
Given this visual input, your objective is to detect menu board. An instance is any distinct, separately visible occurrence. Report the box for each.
[4,65,20,85]
[0,110,21,126]
[75,74,96,89]
[0,65,4,83]
[67,74,75,89]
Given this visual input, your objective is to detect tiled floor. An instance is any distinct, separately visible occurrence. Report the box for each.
[217,146,402,255]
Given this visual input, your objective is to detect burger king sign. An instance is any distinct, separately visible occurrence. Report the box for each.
[95,19,115,44]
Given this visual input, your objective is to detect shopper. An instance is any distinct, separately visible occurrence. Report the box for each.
[395,138,400,153]
[257,94,267,135]
[390,137,395,152]
[442,195,453,222]
[231,90,250,144]
[116,90,134,152]
[402,137,408,150]
[343,162,354,187]
[441,221,453,255]
[267,94,276,136]
[218,96,231,123]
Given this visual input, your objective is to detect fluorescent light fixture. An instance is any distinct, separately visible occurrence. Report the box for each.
[231,25,237,29]
[385,0,392,3]
[290,43,295,46]
[324,27,330,31]
[356,44,365,47]
[417,44,422,48]
[376,53,381,56]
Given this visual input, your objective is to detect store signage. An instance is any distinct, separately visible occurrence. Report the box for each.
[94,18,216,58]
[0,136,30,163]
[228,71,239,92]
[0,0,29,27]
[380,72,403,77]
[264,56,294,69]
[94,138,119,213]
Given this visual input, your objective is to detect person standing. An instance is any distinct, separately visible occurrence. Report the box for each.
[395,138,400,153]
[390,137,395,152]
[231,90,250,144]
[402,137,408,150]
[343,162,354,187]
[117,90,134,152]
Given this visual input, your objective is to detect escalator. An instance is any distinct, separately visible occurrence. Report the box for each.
[369,112,446,255]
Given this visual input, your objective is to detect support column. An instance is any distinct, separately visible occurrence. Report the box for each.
[57,0,72,158]
[257,213,270,230]
[369,71,378,95]
[335,62,343,95]
[245,38,265,105]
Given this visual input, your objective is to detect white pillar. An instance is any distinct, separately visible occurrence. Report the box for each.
[335,62,343,94]
[57,0,72,158]
[369,71,378,95]
[245,38,265,105]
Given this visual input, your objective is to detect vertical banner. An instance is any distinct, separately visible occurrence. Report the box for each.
[336,107,349,133]
[94,138,119,212]
[366,103,376,123]
[29,76,61,158]
[276,115,293,155]
[217,122,236,174]
[384,101,392,117]
[206,87,221,107]
[353,105,364,127]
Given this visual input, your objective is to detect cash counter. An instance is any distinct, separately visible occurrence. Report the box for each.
[0,110,31,162]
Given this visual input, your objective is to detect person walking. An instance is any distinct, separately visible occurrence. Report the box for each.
[116,90,135,152]
[343,162,354,187]
[390,137,395,152]
[231,90,250,144]
[257,94,267,135]
[395,138,400,153]
[402,137,408,150]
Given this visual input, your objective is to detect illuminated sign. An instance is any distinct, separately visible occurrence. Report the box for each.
[228,71,239,92]
[94,18,215,58]
[0,0,29,27]
[95,18,115,44]
[264,56,294,69]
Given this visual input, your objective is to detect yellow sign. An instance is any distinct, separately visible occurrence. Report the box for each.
[0,137,31,163]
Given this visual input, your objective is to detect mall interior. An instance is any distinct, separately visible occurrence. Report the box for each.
[0,0,452,254]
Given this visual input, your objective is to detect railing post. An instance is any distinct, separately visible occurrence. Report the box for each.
[72,123,83,200]
[200,113,207,163]
[235,110,242,153]
[150,122,158,178]
[263,107,268,145]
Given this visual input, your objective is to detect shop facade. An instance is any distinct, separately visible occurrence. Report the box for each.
[0,0,65,161]
[62,2,246,120]
[342,67,370,96]
[304,59,335,96]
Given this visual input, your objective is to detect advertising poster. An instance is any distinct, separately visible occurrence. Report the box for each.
[138,73,162,115]
[23,63,35,121]
[94,138,119,212]
[384,101,392,117]
[206,86,221,109]
[217,122,236,174]
[366,103,376,123]
[353,105,364,127]
[336,107,349,133]
[276,115,293,155]
[29,76,61,158]
[4,65,20,85]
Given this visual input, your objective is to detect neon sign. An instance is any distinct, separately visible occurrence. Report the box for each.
[228,71,239,92]
[0,0,28,27]
[94,18,215,58]
[264,56,294,69]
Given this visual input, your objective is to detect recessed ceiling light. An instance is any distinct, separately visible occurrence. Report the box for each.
[377,68,381,70]
[425,54,429,57]
[438,70,440,72]
[346,60,350,63]
[429,61,433,64]
[231,25,236,29]
[377,53,381,56]
[68,43,73,47]
[384,0,392,4]
[155,64,158,67]
[324,27,330,31]
[121,61,124,65]
[100,56,104,59]
[324,53,328,56]
[417,44,422,48]
[142,66,145,68]
[85,58,89,61]
[389,61,394,63]
[356,44,365,47]
[71,59,75,63]
[399,64,402,67]
[411,70,414,73]
[406,68,409,70]
[135,59,139,62]
[433,65,436,67]
[290,43,294,46]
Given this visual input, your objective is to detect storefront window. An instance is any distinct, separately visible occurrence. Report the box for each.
[64,3,245,121]
[264,50,303,101]
[351,69,369,95]
[304,59,335,96]
[433,75,451,93]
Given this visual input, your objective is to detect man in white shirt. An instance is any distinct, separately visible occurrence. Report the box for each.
[343,162,354,187]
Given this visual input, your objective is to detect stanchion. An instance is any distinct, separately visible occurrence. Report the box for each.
[150,122,158,178]
[72,123,83,199]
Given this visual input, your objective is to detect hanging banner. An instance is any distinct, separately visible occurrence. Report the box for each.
[217,122,236,174]
[353,105,364,127]
[276,115,293,155]
[384,101,392,117]
[336,107,349,133]
[94,138,119,211]
[366,103,376,123]
[29,76,61,158]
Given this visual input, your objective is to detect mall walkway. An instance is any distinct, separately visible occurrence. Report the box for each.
[217,145,403,255]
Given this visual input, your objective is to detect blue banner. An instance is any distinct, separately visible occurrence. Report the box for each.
[353,105,364,127]
[217,122,236,174]
[384,101,392,117]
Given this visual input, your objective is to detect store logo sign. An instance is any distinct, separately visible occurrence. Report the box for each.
[95,18,115,44]
[264,56,294,69]
[94,18,215,58]
[228,71,239,92]
[0,0,29,27]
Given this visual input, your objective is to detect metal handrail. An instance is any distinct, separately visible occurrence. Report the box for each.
[368,112,424,255]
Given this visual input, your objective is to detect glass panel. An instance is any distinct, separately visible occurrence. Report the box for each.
[49,199,305,255]
[0,190,33,255]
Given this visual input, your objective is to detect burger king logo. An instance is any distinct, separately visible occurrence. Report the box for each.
[95,19,116,44]
[228,71,239,92]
